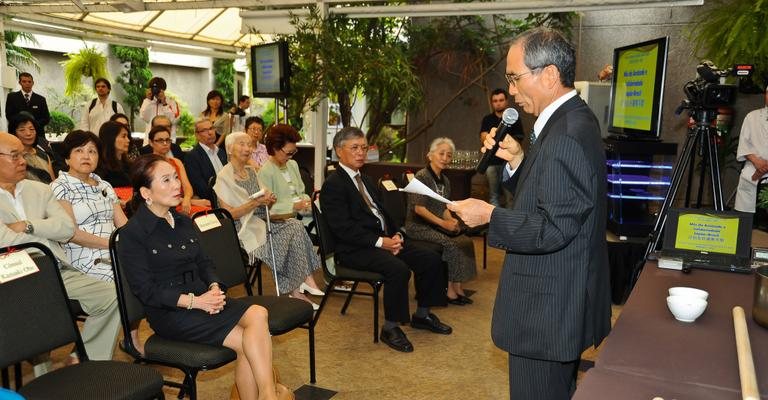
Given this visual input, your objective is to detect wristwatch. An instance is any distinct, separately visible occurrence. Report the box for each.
[23,220,34,234]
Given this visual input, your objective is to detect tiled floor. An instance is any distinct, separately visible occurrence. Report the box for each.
[11,236,622,399]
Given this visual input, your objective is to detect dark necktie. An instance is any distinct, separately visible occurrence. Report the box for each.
[24,93,30,104]
[355,174,387,232]
[529,128,537,145]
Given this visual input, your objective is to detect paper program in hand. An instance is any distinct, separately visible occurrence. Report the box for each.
[399,178,454,204]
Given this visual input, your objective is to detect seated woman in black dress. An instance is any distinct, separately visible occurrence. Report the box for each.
[117,154,283,400]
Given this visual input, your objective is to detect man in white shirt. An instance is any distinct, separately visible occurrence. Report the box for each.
[0,132,120,365]
[79,78,125,134]
[734,85,768,213]
[139,76,180,141]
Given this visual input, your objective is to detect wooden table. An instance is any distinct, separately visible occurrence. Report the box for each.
[574,265,768,399]
[360,161,477,200]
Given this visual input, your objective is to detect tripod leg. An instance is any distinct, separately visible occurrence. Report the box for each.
[705,127,725,210]
[643,128,700,260]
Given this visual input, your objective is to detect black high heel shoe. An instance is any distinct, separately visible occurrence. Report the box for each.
[447,296,466,306]
[457,294,473,305]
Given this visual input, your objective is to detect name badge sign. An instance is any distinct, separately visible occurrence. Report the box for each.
[0,251,40,284]
[194,214,222,232]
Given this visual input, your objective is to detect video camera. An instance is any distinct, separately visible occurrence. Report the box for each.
[151,83,161,98]
[677,61,754,116]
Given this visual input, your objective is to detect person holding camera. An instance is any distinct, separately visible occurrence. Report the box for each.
[140,77,180,143]
[231,95,251,132]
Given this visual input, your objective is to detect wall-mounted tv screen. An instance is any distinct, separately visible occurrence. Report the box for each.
[250,41,290,98]
[608,36,669,140]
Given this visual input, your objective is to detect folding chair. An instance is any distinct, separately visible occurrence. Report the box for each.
[109,230,237,400]
[311,198,385,343]
[0,242,164,400]
[192,208,317,383]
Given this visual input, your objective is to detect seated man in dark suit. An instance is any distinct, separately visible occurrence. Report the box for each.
[183,119,227,202]
[139,115,185,161]
[320,126,452,353]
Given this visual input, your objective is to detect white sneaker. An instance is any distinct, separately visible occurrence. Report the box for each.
[300,282,325,296]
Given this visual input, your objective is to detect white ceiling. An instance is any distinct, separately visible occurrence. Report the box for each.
[0,0,704,57]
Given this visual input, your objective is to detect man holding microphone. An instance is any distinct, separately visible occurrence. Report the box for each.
[448,28,611,399]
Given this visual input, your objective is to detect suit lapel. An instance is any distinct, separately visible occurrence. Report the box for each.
[517,96,583,186]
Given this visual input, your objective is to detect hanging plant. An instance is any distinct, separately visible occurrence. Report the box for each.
[3,30,40,72]
[60,47,109,97]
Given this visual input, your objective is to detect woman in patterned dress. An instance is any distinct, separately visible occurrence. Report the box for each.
[50,130,143,353]
[214,132,322,310]
[405,137,477,305]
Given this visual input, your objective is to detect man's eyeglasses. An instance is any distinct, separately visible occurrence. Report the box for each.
[504,67,543,87]
[153,138,172,144]
[280,148,298,157]
[345,144,369,153]
[0,152,23,161]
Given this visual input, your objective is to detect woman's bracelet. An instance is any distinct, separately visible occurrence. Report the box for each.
[187,292,195,310]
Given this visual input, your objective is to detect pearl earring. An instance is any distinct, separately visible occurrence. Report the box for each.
[145,197,153,206]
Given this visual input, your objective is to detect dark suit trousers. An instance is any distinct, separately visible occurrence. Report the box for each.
[338,242,446,323]
[509,354,578,400]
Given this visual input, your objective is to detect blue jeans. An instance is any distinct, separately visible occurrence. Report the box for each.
[485,165,513,207]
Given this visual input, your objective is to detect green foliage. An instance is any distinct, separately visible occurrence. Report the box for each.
[213,59,235,107]
[60,47,109,97]
[47,111,75,134]
[689,0,768,83]
[177,110,196,144]
[284,9,422,143]
[3,30,40,72]
[45,85,93,120]
[110,45,152,126]
[759,186,768,210]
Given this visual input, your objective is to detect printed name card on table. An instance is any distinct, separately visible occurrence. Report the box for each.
[0,251,40,284]
[381,179,398,192]
[195,214,222,232]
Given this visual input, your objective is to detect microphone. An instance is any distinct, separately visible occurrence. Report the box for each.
[476,108,520,174]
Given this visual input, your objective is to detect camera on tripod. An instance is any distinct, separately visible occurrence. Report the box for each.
[682,61,741,109]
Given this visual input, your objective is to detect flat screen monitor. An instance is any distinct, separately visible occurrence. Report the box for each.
[250,41,290,98]
[607,36,669,140]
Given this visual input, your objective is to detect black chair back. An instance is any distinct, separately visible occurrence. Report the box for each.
[311,198,337,276]
[0,243,86,367]
[192,209,250,293]
[208,175,219,209]
[377,177,407,229]
[109,229,148,336]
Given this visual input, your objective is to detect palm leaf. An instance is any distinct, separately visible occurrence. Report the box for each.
[3,30,40,72]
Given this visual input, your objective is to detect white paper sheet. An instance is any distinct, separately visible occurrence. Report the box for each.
[399,178,455,204]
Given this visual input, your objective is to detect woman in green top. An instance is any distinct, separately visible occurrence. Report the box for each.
[256,124,312,218]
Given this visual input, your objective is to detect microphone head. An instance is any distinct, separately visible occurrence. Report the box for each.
[501,108,519,125]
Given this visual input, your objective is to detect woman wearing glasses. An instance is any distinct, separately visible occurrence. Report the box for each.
[215,132,323,309]
[148,125,211,215]
[245,116,269,169]
[257,124,312,218]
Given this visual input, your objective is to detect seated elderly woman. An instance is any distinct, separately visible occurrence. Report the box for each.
[245,116,269,169]
[405,137,476,305]
[9,113,55,183]
[50,129,141,353]
[257,124,312,219]
[147,125,210,215]
[214,132,324,309]
[118,154,288,400]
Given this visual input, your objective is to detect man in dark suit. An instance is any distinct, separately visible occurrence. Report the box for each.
[320,126,452,353]
[5,72,50,132]
[449,28,612,399]
[184,119,227,202]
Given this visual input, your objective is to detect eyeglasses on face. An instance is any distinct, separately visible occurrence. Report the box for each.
[0,152,24,161]
[345,144,369,153]
[279,148,298,157]
[504,66,544,86]
[153,138,172,144]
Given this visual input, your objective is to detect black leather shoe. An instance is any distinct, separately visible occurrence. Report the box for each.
[380,327,414,353]
[447,296,466,306]
[458,294,474,305]
[410,313,453,334]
